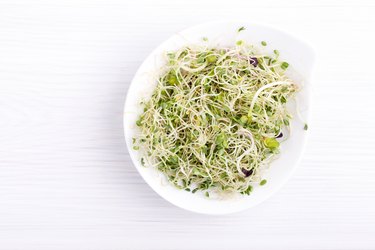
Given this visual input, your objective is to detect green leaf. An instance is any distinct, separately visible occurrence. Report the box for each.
[240,115,248,125]
[264,138,279,149]
[241,185,253,195]
[215,132,228,149]
[220,172,228,179]
[168,74,178,85]
[280,96,287,104]
[238,26,246,32]
[217,148,225,155]
[281,62,289,70]
[169,155,179,164]
[207,55,217,63]
[236,40,243,46]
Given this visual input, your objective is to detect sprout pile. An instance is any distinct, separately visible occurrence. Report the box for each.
[133,37,299,197]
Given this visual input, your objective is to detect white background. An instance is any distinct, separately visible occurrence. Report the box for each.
[1,0,375,249]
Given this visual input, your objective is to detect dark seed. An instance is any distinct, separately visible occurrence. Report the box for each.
[250,57,258,67]
[241,168,253,177]
[276,132,283,138]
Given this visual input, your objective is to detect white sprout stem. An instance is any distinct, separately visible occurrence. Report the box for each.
[248,81,294,116]
[236,128,256,175]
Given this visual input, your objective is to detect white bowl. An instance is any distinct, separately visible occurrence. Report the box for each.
[124,21,315,215]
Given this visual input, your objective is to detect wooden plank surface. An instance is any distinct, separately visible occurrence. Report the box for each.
[1,0,375,249]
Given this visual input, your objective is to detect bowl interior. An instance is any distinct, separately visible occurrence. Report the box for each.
[124,21,315,215]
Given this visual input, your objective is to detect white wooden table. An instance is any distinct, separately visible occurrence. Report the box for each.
[1,0,375,249]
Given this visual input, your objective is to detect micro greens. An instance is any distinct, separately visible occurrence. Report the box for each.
[260,179,267,186]
[134,39,297,196]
